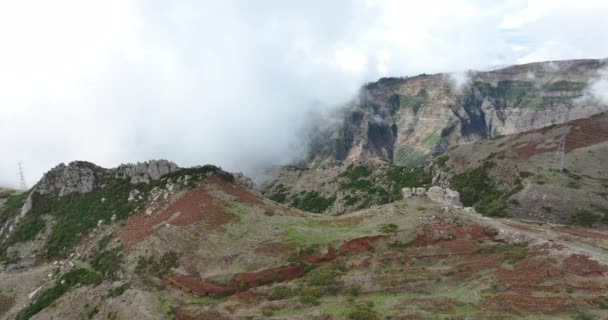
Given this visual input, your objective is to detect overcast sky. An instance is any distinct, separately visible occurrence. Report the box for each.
[1,0,608,188]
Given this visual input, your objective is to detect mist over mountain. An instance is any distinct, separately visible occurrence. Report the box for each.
[3,1,608,188]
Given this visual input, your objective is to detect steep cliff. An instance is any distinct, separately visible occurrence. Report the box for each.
[308,59,608,166]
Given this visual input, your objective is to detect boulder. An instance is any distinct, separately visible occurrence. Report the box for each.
[401,188,413,198]
[415,187,426,196]
[427,186,462,207]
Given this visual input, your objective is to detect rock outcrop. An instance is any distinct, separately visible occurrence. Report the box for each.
[115,160,178,184]
[426,186,463,208]
[36,161,103,196]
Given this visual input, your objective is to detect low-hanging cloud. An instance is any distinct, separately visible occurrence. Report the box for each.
[585,67,608,105]
[2,0,608,188]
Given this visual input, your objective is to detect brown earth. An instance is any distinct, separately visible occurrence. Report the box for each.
[121,182,234,249]
[512,112,608,158]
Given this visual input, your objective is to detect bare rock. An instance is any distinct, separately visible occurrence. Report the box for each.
[401,188,413,199]
[115,160,178,184]
[36,161,102,197]
[427,186,463,207]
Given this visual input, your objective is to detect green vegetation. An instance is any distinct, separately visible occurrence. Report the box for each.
[391,94,429,114]
[472,80,583,111]
[268,286,295,301]
[450,160,522,217]
[158,294,175,320]
[6,214,45,244]
[384,166,431,200]
[91,247,124,280]
[568,210,601,227]
[107,283,130,298]
[338,164,431,210]
[347,303,380,320]
[544,80,586,92]
[305,264,345,288]
[28,177,140,258]
[482,242,528,264]
[262,306,279,317]
[135,251,180,278]
[379,223,398,233]
[1,165,228,262]
[297,264,347,305]
[433,155,450,170]
[299,286,322,305]
[0,191,28,221]
[269,184,289,203]
[291,191,336,213]
[16,268,102,320]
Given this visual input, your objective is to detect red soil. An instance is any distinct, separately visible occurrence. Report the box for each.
[231,264,303,288]
[512,112,608,158]
[121,183,234,249]
[210,176,264,205]
[300,244,336,263]
[562,254,608,276]
[164,273,235,297]
[338,235,389,255]
[497,257,562,292]
[411,221,498,246]
[565,275,608,292]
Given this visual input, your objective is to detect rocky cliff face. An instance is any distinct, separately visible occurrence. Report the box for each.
[35,160,179,197]
[308,59,608,166]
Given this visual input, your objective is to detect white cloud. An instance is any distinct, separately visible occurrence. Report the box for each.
[1,0,608,187]
[584,67,608,105]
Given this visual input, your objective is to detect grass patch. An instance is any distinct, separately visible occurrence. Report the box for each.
[16,268,102,320]
[379,223,398,233]
[482,242,528,264]
[347,303,380,320]
[268,285,296,301]
[290,191,336,213]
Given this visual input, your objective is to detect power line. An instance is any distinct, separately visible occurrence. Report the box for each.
[18,162,27,190]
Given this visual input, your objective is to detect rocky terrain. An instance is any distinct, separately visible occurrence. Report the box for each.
[307,59,607,167]
[2,160,608,319]
[264,60,608,219]
[2,59,608,319]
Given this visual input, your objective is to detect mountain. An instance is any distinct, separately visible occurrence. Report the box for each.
[3,59,608,319]
[307,59,607,166]
[263,59,608,216]
[2,159,608,319]
[434,111,608,225]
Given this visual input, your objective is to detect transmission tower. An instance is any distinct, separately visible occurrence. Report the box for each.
[18,162,27,190]
[551,112,570,172]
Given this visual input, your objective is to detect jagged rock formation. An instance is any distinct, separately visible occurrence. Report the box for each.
[34,160,179,198]
[36,161,102,196]
[308,59,608,166]
[115,160,178,184]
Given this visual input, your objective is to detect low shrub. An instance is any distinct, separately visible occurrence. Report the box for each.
[347,303,380,320]
[379,223,398,233]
